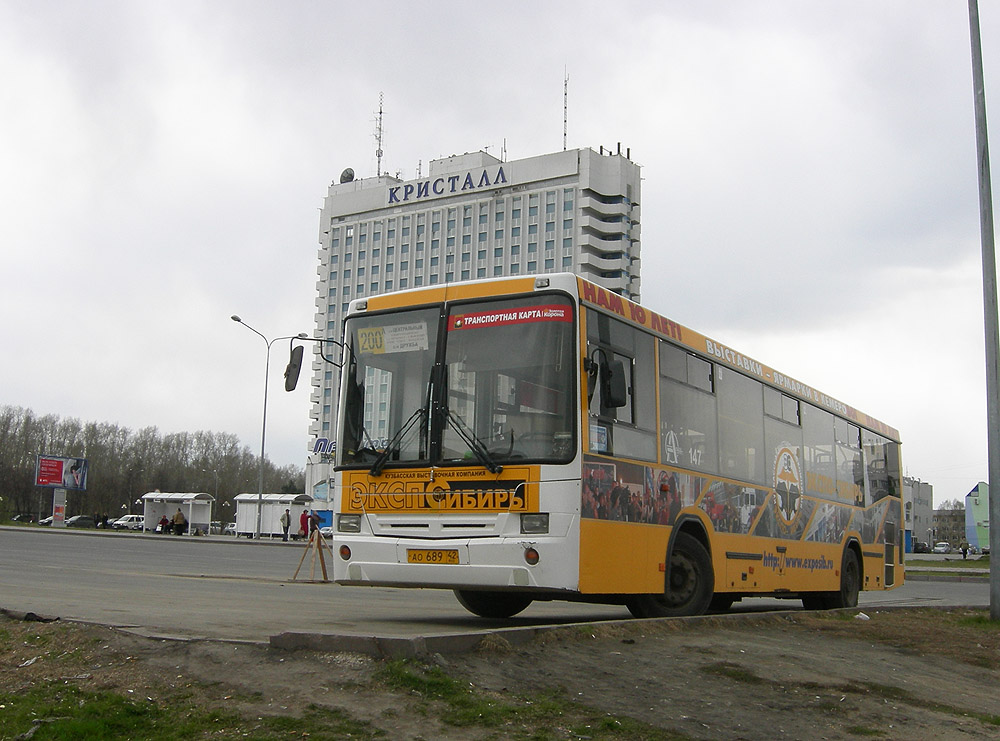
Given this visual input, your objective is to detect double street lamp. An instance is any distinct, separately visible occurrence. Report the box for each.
[231,315,307,538]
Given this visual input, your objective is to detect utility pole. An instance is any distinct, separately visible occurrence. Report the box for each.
[967,0,999,619]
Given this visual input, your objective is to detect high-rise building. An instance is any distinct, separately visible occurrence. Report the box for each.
[306,147,641,494]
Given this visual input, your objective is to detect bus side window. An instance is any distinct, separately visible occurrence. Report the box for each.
[602,358,628,408]
[585,308,657,461]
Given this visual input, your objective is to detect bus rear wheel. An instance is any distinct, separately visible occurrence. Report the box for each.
[824,548,860,609]
[454,590,533,619]
[801,548,860,610]
[626,532,714,618]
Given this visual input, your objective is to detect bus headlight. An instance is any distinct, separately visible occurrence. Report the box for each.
[337,514,362,533]
[520,513,549,534]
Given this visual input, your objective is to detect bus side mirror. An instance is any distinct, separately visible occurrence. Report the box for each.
[601,359,628,408]
[284,345,305,392]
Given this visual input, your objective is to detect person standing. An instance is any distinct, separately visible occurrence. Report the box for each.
[280,508,291,542]
[171,508,186,535]
[299,509,310,540]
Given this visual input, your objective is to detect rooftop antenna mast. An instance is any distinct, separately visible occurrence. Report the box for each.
[375,92,385,177]
[563,68,569,151]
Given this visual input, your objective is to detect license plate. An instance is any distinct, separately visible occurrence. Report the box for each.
[406,549,459,564]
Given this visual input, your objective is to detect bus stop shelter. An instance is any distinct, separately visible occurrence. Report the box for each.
[234,493,313,538]
[141,492,215,535]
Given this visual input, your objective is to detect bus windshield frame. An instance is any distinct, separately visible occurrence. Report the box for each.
[337,292,577,471]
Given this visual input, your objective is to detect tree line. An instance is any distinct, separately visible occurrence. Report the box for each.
[0,405,304,522]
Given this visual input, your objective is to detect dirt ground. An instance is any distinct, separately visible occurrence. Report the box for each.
[3,607,999,740]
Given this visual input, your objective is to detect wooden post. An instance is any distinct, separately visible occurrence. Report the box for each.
[292,528,331,582]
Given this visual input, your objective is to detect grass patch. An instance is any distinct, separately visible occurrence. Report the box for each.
[797,608,1000,671]
[0,684,382,740]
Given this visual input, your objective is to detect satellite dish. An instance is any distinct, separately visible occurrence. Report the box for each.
[340,168,355,183]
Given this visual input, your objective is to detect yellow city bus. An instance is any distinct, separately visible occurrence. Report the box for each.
[330,273,902,618]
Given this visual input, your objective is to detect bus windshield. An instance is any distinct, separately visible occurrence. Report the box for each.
[337,293,577,470]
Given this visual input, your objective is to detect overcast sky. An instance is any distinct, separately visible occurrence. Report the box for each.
[2,1,997,506]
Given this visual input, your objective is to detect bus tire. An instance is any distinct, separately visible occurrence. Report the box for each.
[823,548,861,609]
[626,532,714,618]
[454,590,532,619]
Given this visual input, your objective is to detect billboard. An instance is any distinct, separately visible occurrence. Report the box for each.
[35,455,89,491]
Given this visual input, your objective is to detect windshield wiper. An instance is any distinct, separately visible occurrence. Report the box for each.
[369,407,427,476]
[443,409,503,474]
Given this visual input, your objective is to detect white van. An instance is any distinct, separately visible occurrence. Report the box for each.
[112,514,145,531]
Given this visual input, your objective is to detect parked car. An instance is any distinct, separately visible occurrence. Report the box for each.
[38,516,53,526]
[932,542,952,554]
[912,541,930,554]
[65,515,96,528]
[209,521,222,535]
[112,514,144,531]
[223,522,236,536]
[319,525,334,539]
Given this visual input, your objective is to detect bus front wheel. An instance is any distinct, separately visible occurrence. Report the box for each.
[626,532,714,618]
[454,590,533,619]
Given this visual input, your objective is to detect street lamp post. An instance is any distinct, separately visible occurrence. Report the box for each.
[231,315,307,538]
